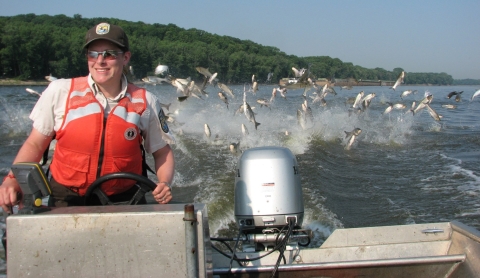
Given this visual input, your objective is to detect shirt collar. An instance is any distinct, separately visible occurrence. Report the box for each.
[88,74,128,100]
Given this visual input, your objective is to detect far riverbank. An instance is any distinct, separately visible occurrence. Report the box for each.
[0,79,49,86]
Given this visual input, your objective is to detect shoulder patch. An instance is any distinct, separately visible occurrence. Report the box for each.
[158,108,169,133]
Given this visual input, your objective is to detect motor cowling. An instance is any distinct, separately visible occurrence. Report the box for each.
[234,146,304,233]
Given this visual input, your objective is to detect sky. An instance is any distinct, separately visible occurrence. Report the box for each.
[1,0,479,79]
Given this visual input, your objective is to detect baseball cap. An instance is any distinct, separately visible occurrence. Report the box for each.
[84,23,129,50]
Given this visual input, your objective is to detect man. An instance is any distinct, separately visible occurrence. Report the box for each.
[0,23,174,210]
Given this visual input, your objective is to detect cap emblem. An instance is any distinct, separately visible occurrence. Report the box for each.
[96,23,110,35]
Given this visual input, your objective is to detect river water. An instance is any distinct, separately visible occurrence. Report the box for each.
[0,82,479,272]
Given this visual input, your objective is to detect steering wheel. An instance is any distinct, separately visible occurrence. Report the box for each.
[84,172,157,205]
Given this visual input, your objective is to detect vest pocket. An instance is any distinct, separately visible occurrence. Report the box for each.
[54,147,90,186]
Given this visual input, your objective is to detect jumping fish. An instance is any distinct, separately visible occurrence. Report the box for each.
[142,76,170,85]
[251,75,258,94]
[218,91,229,108]
[218,82,235,98]
[26,88,41,97]
[400,89,417,99]
[383,102,406,114]
[266,72,273,83]
[352,91,364,108]
[471,89,480,101]
[344,128,362,150]
[361,93,376,109]
[391,71,405,91]
[243,90,260,130]
[426,104,442,121]
[195,67,214,78]
[413,95,433,114]
[256,98,270,108]
[208,72,218,85]
[447,91,463,102]
[229,142,241,155]
[204,124,211,138]
[154,64,169,75]
[45,74,57,82]
[292,67,306,78]
[302,100,314,123]
[442,104,457,109]
[297,109,306,130]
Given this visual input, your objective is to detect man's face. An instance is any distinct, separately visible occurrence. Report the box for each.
[87,40,130,89]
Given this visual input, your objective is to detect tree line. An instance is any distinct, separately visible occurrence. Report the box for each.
[0,14,470,85]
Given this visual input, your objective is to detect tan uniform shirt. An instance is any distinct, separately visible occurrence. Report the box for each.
[30,74,174,154]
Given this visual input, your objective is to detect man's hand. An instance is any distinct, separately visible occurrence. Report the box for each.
[0,179,23,213]
[152,182,172,204]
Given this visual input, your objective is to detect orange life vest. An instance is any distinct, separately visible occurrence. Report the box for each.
[49,77,147,196]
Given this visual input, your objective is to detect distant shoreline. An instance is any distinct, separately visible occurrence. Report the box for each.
[0,79,49,86]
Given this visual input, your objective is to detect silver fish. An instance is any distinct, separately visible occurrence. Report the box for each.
[447,91,463,102]
[244,102,260,130]
[302,101,314,123]
[344,128,362,150]
[26,88,41,97]
[256,98,270,108]
[266,72,273,82]
[218,82,235,98]
[142,76,170,85]
[442,104,457,109]
[218,92,229,108]
[196,67,214,78]
[204,124,211,138]
[471,89,480,101]
[154,64,169,75]
[384,102,406,114]
[45,74,57,82]
[345,127,362,139]
[292,67,306,78]
[426,104,442,121]
[383,102,394,114]
[400,89,417,99]
[297,109,306,130]
[251,75,258,94]
[391,71,405,91]
[229,142,241,155]
[361,93,376,103]
[208,72,218,84]
[352,91,364,108]
[361,93,376,109]
[243,90,260,130]
[280,88,287,100]
[447,91,458,99]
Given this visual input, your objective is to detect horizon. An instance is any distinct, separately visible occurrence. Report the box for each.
[1,0,479,79]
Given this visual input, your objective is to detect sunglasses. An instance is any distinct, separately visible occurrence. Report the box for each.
[86,50,123,60]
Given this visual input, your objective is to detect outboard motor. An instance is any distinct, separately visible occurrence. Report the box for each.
[234,146,310,251]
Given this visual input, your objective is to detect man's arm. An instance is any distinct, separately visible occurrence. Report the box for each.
[0,128,54,212]
[151,144,175,204]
